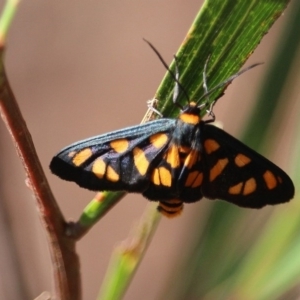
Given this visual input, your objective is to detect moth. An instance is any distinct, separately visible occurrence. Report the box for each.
[50,43,294,217]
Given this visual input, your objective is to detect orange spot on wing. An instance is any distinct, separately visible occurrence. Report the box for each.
[165,145,180,168]
[184,150,199,169]
[209,158,229,181]
[228,182,243,195]
[152,168,160,185]
[243,178,256,195]
[110,139,129,153]
[106,165,119,182]
[192,172,203,187]
[263,170,277,189]
[159,167,172,187]
[185,171,198,187]
[235,153,251,167]
[150,133,168,148]
[133,147,149,176]
[92,159,106,178]
[72,148,93,166]
[185,171,203,187]
[151,167,172,187]
[204,139,220,154]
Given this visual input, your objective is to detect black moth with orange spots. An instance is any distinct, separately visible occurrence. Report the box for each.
[50,46,294,217]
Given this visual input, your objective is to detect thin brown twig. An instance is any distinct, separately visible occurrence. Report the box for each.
[0,49,81,300]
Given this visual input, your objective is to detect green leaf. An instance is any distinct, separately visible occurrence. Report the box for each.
[0,0,19,46]
[97,203,160,300]
[155,0,290,118]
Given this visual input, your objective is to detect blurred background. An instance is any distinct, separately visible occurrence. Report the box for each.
[0,0,299,299]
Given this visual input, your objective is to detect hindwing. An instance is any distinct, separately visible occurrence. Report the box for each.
[201,124,294,208]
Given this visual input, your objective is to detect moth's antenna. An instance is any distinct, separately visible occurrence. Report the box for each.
[143,39,190,109]
[198,63,264,103]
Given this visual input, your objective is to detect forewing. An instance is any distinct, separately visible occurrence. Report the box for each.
[50,119,176,192]
[201,124,294,208]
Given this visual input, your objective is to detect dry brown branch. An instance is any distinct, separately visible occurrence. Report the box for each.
[0,49,81,300]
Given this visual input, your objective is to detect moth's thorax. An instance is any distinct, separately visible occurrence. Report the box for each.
[179,102,201,125]
[174,102,202,149]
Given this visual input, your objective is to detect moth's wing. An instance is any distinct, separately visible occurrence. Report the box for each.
[50,119,176,192]
[201,124,294,208]
[176,149,205,203]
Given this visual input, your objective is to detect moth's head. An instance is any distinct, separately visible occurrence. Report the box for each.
[181,101,201,115]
